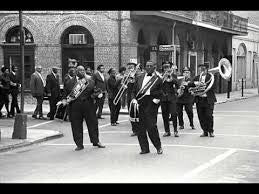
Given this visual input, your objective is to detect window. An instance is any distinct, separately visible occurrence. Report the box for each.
[69,34,86,45]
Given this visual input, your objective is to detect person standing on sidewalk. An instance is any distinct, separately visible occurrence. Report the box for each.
[176,67,195,130]
[161,61,179,137]
[30,65,47,120]
[45,67,61,120]
[188,62,217,137]
[9,65,21,117]
[92,64,106,119]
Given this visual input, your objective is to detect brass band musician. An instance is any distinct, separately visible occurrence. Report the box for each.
[188,62,217,137]
[161,61,179,137]
[176,67,195,130]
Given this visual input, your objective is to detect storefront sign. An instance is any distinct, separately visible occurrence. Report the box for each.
[159,45,175,52]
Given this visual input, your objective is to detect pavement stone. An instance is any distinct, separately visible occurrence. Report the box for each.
[0,88,258,153]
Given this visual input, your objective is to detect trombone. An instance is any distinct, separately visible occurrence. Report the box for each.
[113,64,140,105]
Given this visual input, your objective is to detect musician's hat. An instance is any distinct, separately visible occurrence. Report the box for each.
[127,58,137,66]
[198,61,210,68]
[183,66,191,72]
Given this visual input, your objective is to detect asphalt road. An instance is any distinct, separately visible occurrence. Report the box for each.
[0,96,259,183]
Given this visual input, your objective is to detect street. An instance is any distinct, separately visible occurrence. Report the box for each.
[0,96,259,183]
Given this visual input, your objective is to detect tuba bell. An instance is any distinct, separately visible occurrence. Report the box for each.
[189,58,232,96]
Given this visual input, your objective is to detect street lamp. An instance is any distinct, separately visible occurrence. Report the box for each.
[12,10,27,139]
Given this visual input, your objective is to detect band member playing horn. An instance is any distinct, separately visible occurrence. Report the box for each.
[60,65,105,151]
[132,60,163,155]
[107,68,123,126]
[188,62,216,137]
[176,66,195,130]
[161,61,179,137]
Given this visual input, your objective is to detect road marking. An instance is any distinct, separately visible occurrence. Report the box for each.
[214,114,259,117]
[27,121,54,129]
[178,149,237,182]
[214,111,259,113]
[43,143,259,153]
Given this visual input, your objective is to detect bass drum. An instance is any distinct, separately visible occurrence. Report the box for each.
[129,99,139,122]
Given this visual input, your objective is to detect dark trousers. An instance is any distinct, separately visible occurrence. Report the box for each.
[0,92,10,115]
[10,92,20,116]
[137,96,161,152]
[70,99,99,148]
[33,95,44,117]
[176,102,194,127]
[49,96,59,119]
[96,94,105,118]
[108,98,121,124]
[127,100,138,133]
[196,98,214,134]
[161,101,177,132]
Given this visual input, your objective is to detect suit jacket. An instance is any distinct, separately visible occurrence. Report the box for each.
[132,72,163,104]
[107,76,121,100]
[189,73,217,104]
[45,72,60,99]
[92,72,106,93]
[30,72,45,96]
[176,77,194,104]
[0,74,11,93]
[161,77,179,102]
[9,72,20,95]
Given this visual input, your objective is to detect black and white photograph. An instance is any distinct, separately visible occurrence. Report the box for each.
[0,10,259,183]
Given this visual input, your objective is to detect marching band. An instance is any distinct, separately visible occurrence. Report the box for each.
[52,58,232,153]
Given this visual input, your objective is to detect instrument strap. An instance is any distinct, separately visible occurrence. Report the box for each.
[136,75,158,101]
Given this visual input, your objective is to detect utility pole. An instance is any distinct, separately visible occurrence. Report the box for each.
[12,10,27,139]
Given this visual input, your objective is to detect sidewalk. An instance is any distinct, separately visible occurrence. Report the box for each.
[0,88,258,153]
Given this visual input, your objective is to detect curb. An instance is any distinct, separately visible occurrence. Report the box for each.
[0,132,64,153]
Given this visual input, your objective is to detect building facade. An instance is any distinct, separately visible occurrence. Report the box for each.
[0,11,248,94]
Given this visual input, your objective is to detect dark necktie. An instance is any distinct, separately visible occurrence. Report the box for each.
[147,73,152,76]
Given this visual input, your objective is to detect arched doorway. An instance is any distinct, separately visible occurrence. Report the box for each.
[236,43,247,82]
[2,26,35,90]
[61,25,94,80]
[137,29,150,68]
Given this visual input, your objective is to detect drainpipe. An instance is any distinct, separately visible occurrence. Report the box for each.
[118,11,122,68]
[172,22,176,65]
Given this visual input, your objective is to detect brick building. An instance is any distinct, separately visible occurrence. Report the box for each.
[0,11,248,95]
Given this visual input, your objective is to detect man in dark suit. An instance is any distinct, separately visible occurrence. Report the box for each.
[45,67,61,120]
[176,67,195,130]
[188,62,217,137]
[0,66,11,118]
[9,65,21,117]
[61,65,105,151]
[107,68,122,126]
[92,64,106,119]
[161,61,179,137]
[30,65,47,120]
[132,60,163,155]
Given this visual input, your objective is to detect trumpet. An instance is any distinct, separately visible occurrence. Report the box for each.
[113,64,140,105]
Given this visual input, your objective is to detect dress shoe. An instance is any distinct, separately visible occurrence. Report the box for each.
[93,142,105,148]
[163,132,171,137]
[190,125,195,130]
[130,132,137,137]
[179,126,184,130]
[200,132,208,137]
[111,123,117,126]
[32,115,37,119]
[38,116,47,120]
[209,132,215,137]
[75,146,84,151]
[174,131,179,137]
[157,147,163,155]
[139,150,150,154]
[49,117,54,120]
[116,122,119,124]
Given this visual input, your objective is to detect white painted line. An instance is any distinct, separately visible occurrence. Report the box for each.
[27,121,54,129]
[214,114,259,117]
[214,111,259,113]
[178,149,237,182]
[43,143,259,153]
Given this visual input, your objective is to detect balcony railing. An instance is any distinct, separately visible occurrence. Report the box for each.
[162,11,248,34]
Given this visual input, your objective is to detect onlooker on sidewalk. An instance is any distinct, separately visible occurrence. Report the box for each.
[92,64,106,119]
[30,65,47,120]
[45,67,60,120]
[9,65,21,117]
[0,66,12,118]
